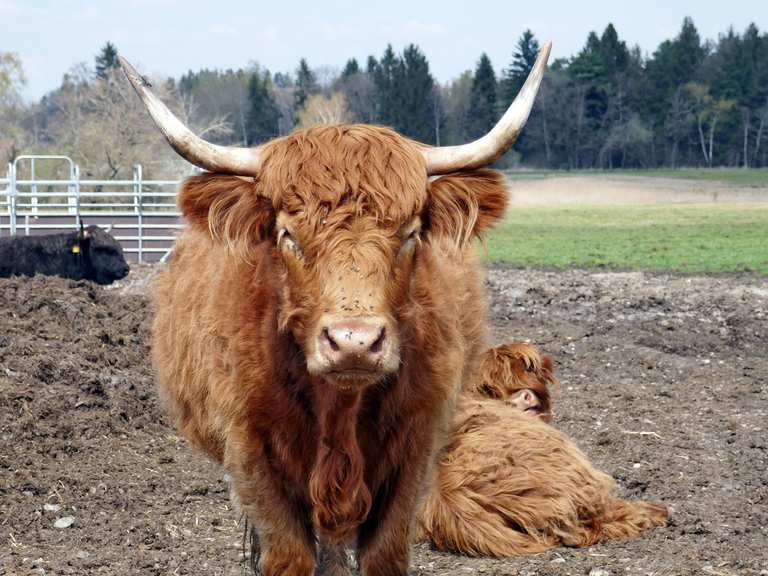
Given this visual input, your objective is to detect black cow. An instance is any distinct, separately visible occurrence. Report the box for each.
[0,225,130,285]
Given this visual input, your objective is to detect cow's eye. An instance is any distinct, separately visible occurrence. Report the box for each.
[399,228,420,257]
[278,229,303,258]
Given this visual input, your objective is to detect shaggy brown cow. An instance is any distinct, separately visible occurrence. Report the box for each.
[120,46,552,575]
[418,342,668,557]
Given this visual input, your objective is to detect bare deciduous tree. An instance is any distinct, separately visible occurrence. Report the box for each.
[685,82,736,167]
[297,93,350,128]
[0,52,28,165]
[48,68,231,180]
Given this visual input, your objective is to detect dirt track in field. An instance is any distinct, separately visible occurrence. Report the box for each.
[1,265,766,575]
[508,175,768,205]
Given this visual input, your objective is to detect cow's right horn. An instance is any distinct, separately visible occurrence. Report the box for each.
[119,56,262,176]
[422,41,552,175]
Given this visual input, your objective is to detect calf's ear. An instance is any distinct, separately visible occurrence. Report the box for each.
[179,173,274,247]
[425,169,508,245]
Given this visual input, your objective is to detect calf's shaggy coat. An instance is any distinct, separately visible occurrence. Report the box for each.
[418,342,668,557]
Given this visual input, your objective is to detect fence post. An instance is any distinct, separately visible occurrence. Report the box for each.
[1,163,6,237]
[136,164,144,263]
[30,157,38,217]
[9,162,16,236]
[133,165,139,215]
[74,165,81,230]
[67,162,77,215]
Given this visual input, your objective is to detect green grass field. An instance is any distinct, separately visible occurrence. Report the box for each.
[503,167,768,187]
[483,203,768,275]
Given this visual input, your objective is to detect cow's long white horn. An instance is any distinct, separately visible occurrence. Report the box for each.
[423,41,552,175]
[118,56,262,175]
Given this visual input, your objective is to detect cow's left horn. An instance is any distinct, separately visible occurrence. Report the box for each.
[119,56,262,175]
[422,41,552,175]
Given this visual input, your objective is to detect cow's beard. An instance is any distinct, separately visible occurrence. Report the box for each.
[308,384,372,542]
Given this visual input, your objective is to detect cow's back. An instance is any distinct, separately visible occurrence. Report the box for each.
[0,234,73,279]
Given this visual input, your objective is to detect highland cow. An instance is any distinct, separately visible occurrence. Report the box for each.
[120,45,552,576]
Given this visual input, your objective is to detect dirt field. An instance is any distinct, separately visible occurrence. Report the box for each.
[1,265,767,576]
[508,175,768,205]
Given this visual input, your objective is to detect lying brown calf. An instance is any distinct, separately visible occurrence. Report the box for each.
[418,342,668,557]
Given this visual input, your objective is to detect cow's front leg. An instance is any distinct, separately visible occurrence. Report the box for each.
[232,470,316,576]
[317,540,353,576]
[356,425,436,576]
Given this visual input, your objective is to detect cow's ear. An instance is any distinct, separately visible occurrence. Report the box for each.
[179,173,275,246]
[425,169,508,245]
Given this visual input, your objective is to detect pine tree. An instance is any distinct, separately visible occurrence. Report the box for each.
[500,30,540,106]
[341,58,360,80]
[273,72,294,89]
[644,17,706,112]
[336,58,376,123]
[467,53,497,140]
[294,58,319,117]
[370,45,436,143]
[371,45,400,128]
[95,42,119,79]
[366,55,378,76]
[399,44,436,143]
[598,24,629,78]
[674,18,707,82]
[642,17,707,164]
[246,70,280,145]
[442,70,474,145]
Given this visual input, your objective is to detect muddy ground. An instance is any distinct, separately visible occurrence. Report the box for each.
[0,266,766,576]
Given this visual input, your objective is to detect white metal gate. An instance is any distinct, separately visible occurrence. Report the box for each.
[0,155,184,262]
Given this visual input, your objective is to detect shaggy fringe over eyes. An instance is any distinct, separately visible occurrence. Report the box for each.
[178,174,274,258]
[427,170,509,247]
[258,125,428,228]
[477,342,557,419]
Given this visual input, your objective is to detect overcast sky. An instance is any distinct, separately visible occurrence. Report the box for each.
[1,0,766,100]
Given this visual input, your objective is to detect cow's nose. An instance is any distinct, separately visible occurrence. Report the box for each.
[319,319,387,371]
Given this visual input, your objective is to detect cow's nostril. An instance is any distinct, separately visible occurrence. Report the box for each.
[323,328,340,352]
[369,327,385,354]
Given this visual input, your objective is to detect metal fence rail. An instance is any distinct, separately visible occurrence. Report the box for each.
[1,155,184,262]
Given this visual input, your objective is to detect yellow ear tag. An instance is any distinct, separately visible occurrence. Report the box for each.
[71,245,81,254]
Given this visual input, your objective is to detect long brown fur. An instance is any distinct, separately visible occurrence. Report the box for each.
[418,342,668,557]
[308,389,371,540]
[151,125,509,575]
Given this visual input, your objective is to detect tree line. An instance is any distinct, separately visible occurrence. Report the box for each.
[1,17,767,179]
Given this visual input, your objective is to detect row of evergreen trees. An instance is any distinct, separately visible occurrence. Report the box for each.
[521,19,768,168]
[51,18,768,169]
